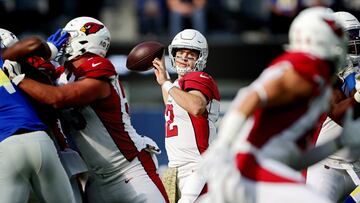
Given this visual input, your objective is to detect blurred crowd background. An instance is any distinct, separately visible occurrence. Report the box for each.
[1,0,359,80]
[1,0,359,42]
[1,0,359,165]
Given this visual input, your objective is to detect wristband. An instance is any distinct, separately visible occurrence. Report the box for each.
[355,91,360,103]
[162,81,174,93]
[47,42,58,60]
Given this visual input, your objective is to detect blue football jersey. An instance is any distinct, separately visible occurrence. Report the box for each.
[0,69,46,141]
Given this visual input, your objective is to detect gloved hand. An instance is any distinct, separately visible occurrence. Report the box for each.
[339,108,360,148]
[142,136,161,155]
[47,29,69,60]
[139,136,160,169]
[356,73,360,89]
[354,73,360,102]
[47,29,69,50]
[3,59,24,85]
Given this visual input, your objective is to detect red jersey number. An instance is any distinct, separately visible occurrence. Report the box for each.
[165,104,178,137]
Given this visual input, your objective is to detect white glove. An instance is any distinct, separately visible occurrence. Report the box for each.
[354,91,360,103]
[139,136,160,169]
[3,60,24,85]
[354,73,360,102]
[142,136,161,155]
[339,108,360,148]
[355,73,360,91]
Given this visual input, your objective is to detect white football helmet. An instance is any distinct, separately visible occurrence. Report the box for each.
[168,29,208,75]
[0,28,18,49]
[62,16,111,61]
[288,7,348,71]
[334,11,360,65]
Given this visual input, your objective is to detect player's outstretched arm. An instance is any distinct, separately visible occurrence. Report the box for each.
[3,29,69,62]
[17,77,111,109]
[153,56,171,104]
[3,36,52,61]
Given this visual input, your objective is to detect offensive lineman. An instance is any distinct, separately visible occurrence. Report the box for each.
[152,29,220,203]
[4,17,169,203]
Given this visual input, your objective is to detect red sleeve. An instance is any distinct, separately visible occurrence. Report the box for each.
[179,72,220,101]
[18,56,55,84]
[74,56,116,80]
[54,66,65,79]
[269,52,332,87]
[26,55,54,71]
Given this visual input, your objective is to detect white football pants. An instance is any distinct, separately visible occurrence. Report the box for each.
[0,131,75,203]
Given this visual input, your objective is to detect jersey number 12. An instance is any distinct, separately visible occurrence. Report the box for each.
[165,104,178,137]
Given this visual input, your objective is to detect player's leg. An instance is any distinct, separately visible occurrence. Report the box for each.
[133,150,169,203]
[86,150,169,203]
[306,161,348,201]
[257,181,333,203]
[58,148,88,203]
[27,131,75,203]
[161,167,179,203]
[177,163,205,200]
[0,135,31,203]
[177,170,207,203]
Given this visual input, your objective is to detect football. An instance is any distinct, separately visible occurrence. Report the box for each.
[126,41,165,72]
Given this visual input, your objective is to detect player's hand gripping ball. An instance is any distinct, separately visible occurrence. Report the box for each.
[126,41,165,72]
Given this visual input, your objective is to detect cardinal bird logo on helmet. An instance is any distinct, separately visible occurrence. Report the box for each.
[80,22,104,35]
[323,18,344,38]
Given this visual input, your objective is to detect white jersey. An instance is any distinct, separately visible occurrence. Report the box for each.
[54,56,169,202]
[56,57,146,174]
[315,117,360,164]
[165,71,220,168]
[307,117,360,202]
[314,59,360,164]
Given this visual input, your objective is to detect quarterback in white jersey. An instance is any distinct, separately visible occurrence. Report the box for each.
[306,11,360,202]
[153,29,220,203]
[8,17,169,203]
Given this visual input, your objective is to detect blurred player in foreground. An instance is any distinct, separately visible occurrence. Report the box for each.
[0,28,75,203]
[197,7,360,203]
[4,17,169,203]
[152,29,220,203]
[306,11,360,202]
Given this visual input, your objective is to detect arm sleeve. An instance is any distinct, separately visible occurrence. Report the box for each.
[180,72,219,101]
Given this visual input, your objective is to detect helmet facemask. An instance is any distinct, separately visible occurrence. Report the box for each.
[168,29,208,76]
[347,28,360,65]
[171,48,202,76]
